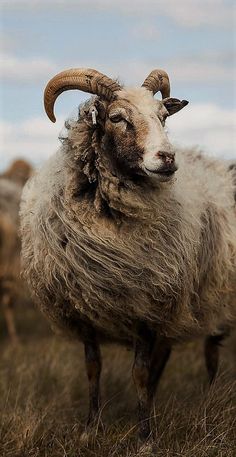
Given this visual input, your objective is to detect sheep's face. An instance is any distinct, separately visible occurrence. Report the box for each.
[100,87,187,182]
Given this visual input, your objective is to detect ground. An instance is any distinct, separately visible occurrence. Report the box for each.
[0,304,235,457]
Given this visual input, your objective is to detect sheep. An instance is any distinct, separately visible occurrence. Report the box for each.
[0,159,32,343]
[20,68,236,449]
[2,159,33,187]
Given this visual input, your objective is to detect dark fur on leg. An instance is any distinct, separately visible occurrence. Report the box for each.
[149,339,171,398]
[132,324,171,444]
[81,323,102,441]
[133,323,155,442]
[204,332,228,384]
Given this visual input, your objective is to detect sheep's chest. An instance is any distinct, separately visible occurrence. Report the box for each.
[64,217,193,340]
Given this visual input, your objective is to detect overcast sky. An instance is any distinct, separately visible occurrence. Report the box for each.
[0,0,235,171]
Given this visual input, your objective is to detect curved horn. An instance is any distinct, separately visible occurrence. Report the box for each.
[44,68,121,122]
[142,69,170,98]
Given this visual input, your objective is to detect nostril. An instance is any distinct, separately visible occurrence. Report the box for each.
[166,156,174,164]
[156,151,175,163]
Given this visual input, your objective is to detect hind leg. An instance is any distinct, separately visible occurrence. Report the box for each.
[204,333,228,384]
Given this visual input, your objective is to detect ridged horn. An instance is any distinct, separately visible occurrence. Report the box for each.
[44,68,121,122]
[142,69,170,98]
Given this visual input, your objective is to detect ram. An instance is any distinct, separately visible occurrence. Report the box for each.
[0,160,32,343]
[20,68,236,451]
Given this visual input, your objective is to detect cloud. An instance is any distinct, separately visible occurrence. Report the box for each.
[167,103,236,160]
[0,32,19,53]
[0,103,235,172]
[0,54,58,84]
[158,0,234,27]
[130,24,160,41]
[1,0,234,28]
[106,55,235,86]
[166,53,235,83]
[0,117,65,170]
[1,51,234,86]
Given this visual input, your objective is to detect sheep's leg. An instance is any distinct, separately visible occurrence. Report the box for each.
[204,333,226,384]
[149,339,171,398]
[132,323,155,443]
[2,292,19,345]
[84,338,102,426]
[81,326,102,443]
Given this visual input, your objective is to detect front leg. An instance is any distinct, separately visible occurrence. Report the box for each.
[132,325,171,451]
[204,332,228,384]
[81,324,102,442]
[149,338,171,399]
[84,339,101,426]
[132,323,155,442]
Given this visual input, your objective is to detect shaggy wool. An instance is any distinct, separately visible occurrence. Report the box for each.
[20,96,236,345]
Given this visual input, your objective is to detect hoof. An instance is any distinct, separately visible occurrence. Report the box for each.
[109,440,128,456]
[136,440,157,456]
[80,420,100,446]
[80,430,92,446]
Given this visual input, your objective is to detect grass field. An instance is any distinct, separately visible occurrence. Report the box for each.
[0,305,235,457]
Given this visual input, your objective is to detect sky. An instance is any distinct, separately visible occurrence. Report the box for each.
[0,0,235,171]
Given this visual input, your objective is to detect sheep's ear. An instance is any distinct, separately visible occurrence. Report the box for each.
[94,98,107,120]
[163,98,189,116]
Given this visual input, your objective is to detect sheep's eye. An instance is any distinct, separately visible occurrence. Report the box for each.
[109,114,124,123]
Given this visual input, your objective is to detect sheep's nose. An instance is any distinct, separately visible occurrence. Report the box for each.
[156,151,175,164]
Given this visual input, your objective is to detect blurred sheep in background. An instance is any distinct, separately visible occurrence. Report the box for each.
[0,159,33,344]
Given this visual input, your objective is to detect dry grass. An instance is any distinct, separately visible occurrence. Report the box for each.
[0,305,235,457]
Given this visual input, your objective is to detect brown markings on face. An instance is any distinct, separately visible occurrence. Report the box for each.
[101,98,151,179]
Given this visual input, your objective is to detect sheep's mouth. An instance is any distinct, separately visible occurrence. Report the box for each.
[145,166,177,176]
[147,169,175,176]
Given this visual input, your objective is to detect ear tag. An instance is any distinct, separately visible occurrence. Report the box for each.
[91,108,97,125]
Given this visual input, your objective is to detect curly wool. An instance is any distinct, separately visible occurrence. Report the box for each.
[20,103,236,344]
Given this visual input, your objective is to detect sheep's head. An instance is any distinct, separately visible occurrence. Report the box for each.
[44,68,188,183]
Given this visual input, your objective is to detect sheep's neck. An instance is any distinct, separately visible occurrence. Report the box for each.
[67,119,172,222]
